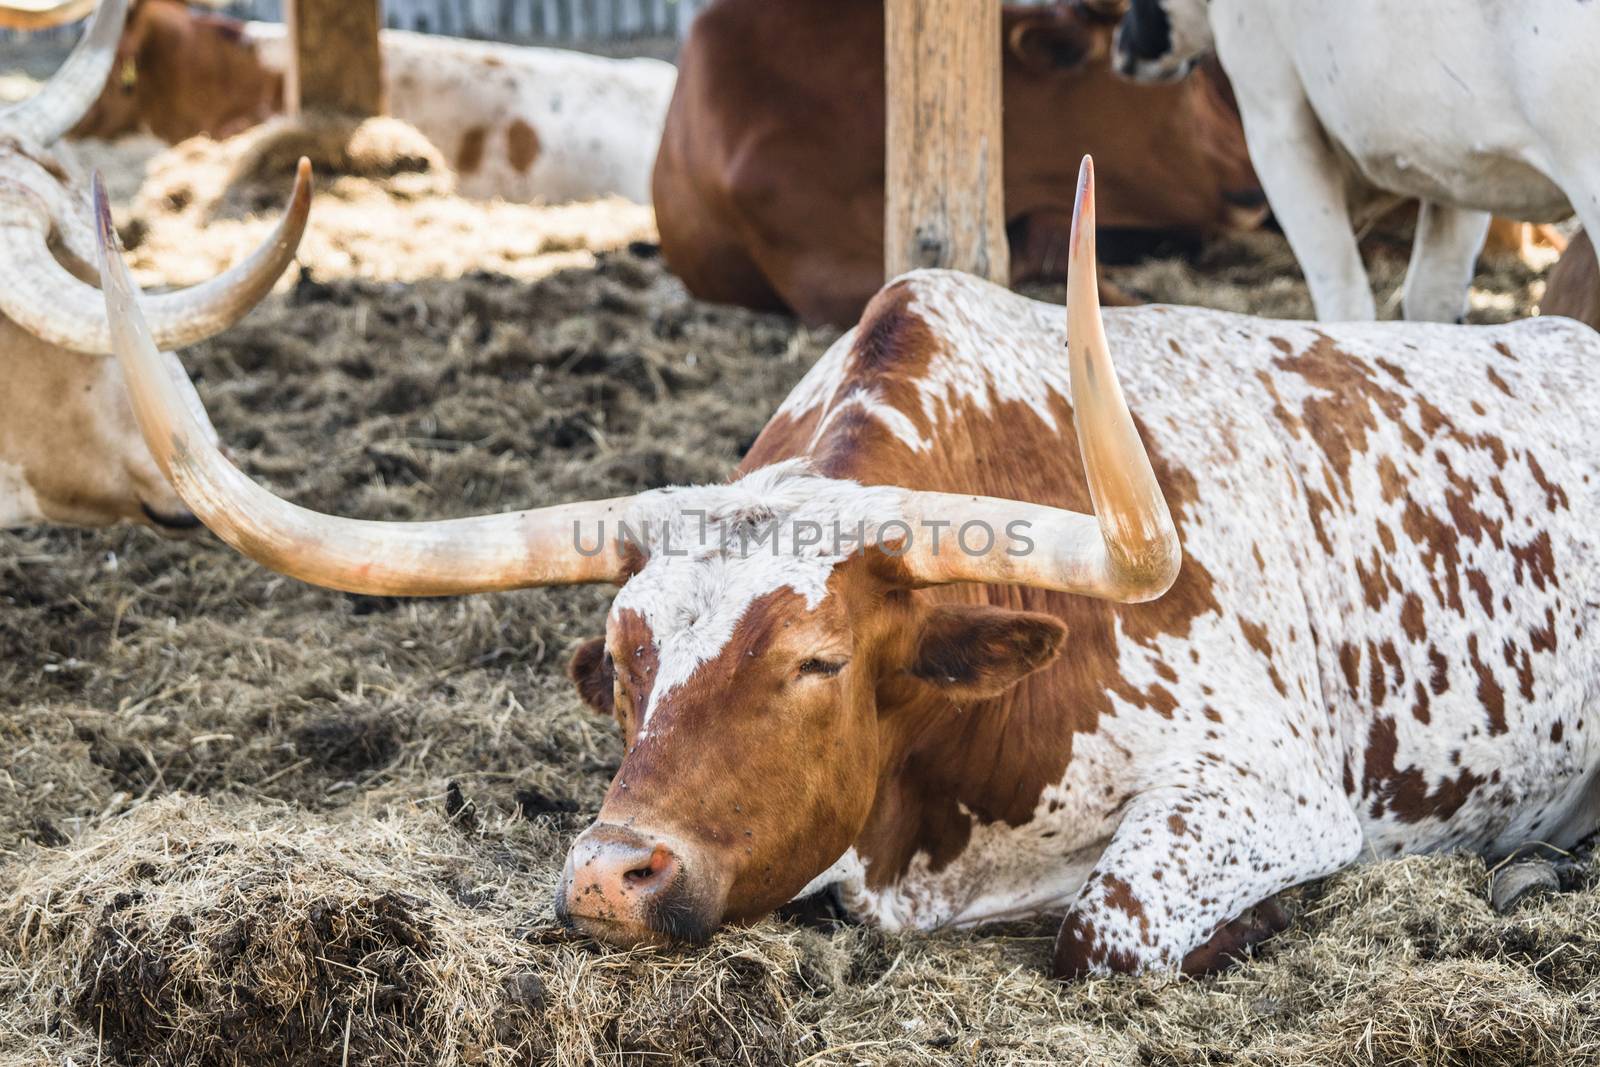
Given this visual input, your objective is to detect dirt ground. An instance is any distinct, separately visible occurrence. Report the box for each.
[1,59,1593,1067]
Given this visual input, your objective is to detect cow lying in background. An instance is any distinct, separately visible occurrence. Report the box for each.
[100,156,1600,976]
[0,0,307,529]
[1542,231,1599,333]
[65,0,674,204]
[67,0,281,143]
[653,0,1262,326]
[1113,0,1600,323]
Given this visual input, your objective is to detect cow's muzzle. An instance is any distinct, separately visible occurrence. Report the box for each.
[556,822,724,947]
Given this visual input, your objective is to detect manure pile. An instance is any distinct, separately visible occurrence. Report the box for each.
[0,129,1588,1065]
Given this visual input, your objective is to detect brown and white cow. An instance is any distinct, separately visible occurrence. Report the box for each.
[64,0,675,205]
[68,0,281,143]
[1,0,308,528]
[98,156,1600,976]
[653,0,1264,326]
[1542,230,1599,334]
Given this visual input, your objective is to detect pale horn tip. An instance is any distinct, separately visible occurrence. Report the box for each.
[1070,154,1096,264]
[91,170,113,251]
[292,156,313,210]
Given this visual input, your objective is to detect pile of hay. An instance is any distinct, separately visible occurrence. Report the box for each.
[4,796,1599,1065]
[0,99,1592,1066]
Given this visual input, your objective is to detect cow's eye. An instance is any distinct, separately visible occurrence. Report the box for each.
[797,658,847,679]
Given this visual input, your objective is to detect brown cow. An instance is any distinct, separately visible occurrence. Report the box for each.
[1541,230,1599,332]
[68,0,281,143]
[652,0,1263,326]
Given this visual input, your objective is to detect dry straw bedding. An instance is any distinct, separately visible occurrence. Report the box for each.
[0,122,1581,1065]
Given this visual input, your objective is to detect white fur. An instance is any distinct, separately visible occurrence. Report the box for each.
[613,462,906,718]
[1119,0,1600,322]
[249,25,674,204]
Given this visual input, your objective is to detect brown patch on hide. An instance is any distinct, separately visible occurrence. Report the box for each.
[456,126,488,175]
[507,119,541,173]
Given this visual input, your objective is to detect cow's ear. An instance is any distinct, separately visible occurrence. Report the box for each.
[568,637,615,716]
[1006,15,1101,74]
[909,604,1067,701]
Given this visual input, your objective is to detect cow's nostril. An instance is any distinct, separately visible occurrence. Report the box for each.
[623,843,676,887]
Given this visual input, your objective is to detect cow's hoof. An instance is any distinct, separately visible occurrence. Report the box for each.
[1490,858,1560,913]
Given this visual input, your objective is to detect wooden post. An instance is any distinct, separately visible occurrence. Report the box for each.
[884,0,1008,284]
[286,0,384,118]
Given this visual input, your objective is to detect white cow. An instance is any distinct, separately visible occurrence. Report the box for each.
[248,25,675,205]
[1111,0,1600,323]
[0,0,307,529]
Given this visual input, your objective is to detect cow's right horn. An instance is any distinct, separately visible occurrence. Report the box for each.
[894,156,1181,603]
[94,172,634,597]
[0,0,125,143]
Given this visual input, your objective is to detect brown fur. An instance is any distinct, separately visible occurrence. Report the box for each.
[651,0,1262,326]
[1542,230,1600,333]
[70,0,282,143]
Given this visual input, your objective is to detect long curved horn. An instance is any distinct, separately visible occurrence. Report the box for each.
[0,0,96,31]
[94,173,633,596]
[0,0,127,144]
[3,150,102,275]
[895,156,1180,602]
[0,159,312,354]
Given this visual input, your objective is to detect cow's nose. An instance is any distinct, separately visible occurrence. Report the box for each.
[558,823,718,946]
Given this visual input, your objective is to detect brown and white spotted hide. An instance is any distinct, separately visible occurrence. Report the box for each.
[560,268,1600,977]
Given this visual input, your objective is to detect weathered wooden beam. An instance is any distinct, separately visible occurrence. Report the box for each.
[884,0,1008,284]
[286,0,383,118]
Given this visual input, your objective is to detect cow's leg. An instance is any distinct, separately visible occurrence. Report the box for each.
[1402,201,1492,323]
[1219,45,1373,320]
[1051,775,1361,978]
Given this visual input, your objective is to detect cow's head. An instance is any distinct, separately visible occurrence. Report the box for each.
[1,0,310,530]
[95,157,1181,945]
[555,473,1085,941]
[67,0,153,141]
[1109,0,1212,84]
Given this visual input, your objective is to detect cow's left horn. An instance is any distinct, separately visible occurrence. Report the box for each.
[895,156,1181,602]
[0,159,312,355]
[94,173,634,597]
[0,0,125,142]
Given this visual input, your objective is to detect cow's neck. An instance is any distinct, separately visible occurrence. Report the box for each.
[861,622,1093,877]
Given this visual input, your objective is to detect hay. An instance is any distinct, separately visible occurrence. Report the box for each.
[1,103,1595,1065]
[5,802,1600,1065]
